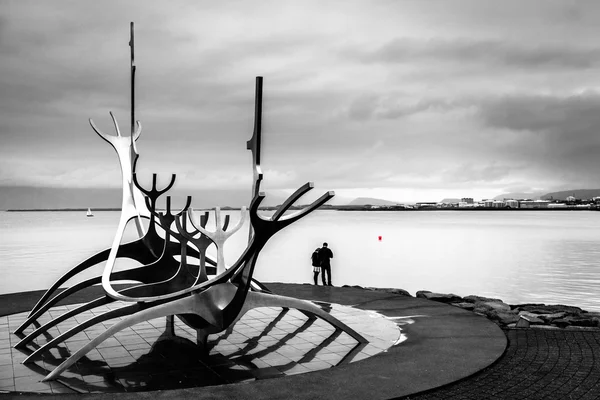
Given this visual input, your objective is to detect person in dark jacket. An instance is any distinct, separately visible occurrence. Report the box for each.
[318,242,334,286]
[311,248,321,285]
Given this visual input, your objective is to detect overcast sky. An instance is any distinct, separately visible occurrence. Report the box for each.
[2,0,600,203]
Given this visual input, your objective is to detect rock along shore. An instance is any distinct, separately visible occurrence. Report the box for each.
[344,285,600,330]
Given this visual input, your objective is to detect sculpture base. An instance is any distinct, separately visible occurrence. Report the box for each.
[2,300,400,393]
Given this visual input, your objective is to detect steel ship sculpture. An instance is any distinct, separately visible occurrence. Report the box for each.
[12,23,367,382]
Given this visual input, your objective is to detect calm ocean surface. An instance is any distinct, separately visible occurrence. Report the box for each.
[1,210,599,311]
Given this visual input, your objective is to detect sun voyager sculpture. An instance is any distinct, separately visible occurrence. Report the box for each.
[12,23,367,382]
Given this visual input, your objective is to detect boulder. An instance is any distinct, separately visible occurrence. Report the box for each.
[451,302,475,311]
[416,291,463,303]
[525,309,580,318]
[536,312,567,323]
[472,307,490,317]
[582,312,600,318]
[475,301,511,312]
[515,317,531,328]
[472,304,516,320]
[463,295,504,303]
[490,311,521,326]
[344,285,365,289]
[510,303,545,310]
[517,304,584,315]
[563,316,599,328]
[517,312,544,324]
[370,287,412,297]
[552,319,571,328]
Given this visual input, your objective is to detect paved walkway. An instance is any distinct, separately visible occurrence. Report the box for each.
[402,328,600,400]
[0,283,507,399]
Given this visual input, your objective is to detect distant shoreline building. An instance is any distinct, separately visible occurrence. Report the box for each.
[505,199,519,208]
[519,200,550,209]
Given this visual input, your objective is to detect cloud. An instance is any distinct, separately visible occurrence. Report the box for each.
[339,89,600,191]
[346,94,457,120]
[441,162,514,184]
[4,0,600,205]
[478,91,600,133]
[470,91,600,186]
[475,91,600,164]
[349,38,600,70]
[347,94,379,120]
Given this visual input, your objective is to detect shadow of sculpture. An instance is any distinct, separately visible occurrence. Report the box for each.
[30,308,366,392]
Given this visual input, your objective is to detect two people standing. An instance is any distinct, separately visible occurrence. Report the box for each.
[311,242,334,286]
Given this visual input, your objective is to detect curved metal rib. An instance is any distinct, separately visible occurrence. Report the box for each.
[17,276,103,334]
[101,194,201,303]
[24,302,145,364]
[188,207,247,275]
[91,113,155,302]
[250,278,272,293]
[240,291,367,344]
[23,270,208,365]
[275,191,335,226]
[21,234,208,331]
[26,247,112,318]
[42,283,240,381]
[26,169,186,319]
[19,217,181,333]
[16,296,112,349]
[133,172,176,201]
[271,182,314,221]
[15,254,186,341]
[174,212,211,283]
[85,184,333,304]
[89,113,147,225]
[27,231,158,319]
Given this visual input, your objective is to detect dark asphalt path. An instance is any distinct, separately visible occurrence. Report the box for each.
[402,328,600,400]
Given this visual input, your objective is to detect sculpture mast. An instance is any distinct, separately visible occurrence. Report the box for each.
[247,76,263,240]
[129,22,145,238]
[130,22,136,145]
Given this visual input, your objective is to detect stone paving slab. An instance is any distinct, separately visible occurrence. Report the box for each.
[0,283,506,399]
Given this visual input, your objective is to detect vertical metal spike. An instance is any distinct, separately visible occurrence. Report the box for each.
[130,21,136,143]
[247,77,263,241]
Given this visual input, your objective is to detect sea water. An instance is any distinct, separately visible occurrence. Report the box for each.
[1,210,599,311]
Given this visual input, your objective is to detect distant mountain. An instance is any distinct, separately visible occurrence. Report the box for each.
[540,189,600,201]
[348,197,397,206]
[493,192,544,201]
[272,190,353,207]
[439,198,460,203]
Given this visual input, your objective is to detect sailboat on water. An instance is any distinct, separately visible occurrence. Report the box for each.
[86,208,94,217]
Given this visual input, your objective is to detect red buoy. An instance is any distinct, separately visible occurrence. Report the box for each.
[378,236,382,241]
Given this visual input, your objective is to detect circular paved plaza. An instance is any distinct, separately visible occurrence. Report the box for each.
[0,283,507,399]
[0,301,399,393]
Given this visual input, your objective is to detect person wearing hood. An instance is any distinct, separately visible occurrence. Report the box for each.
[311,247,321,285]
